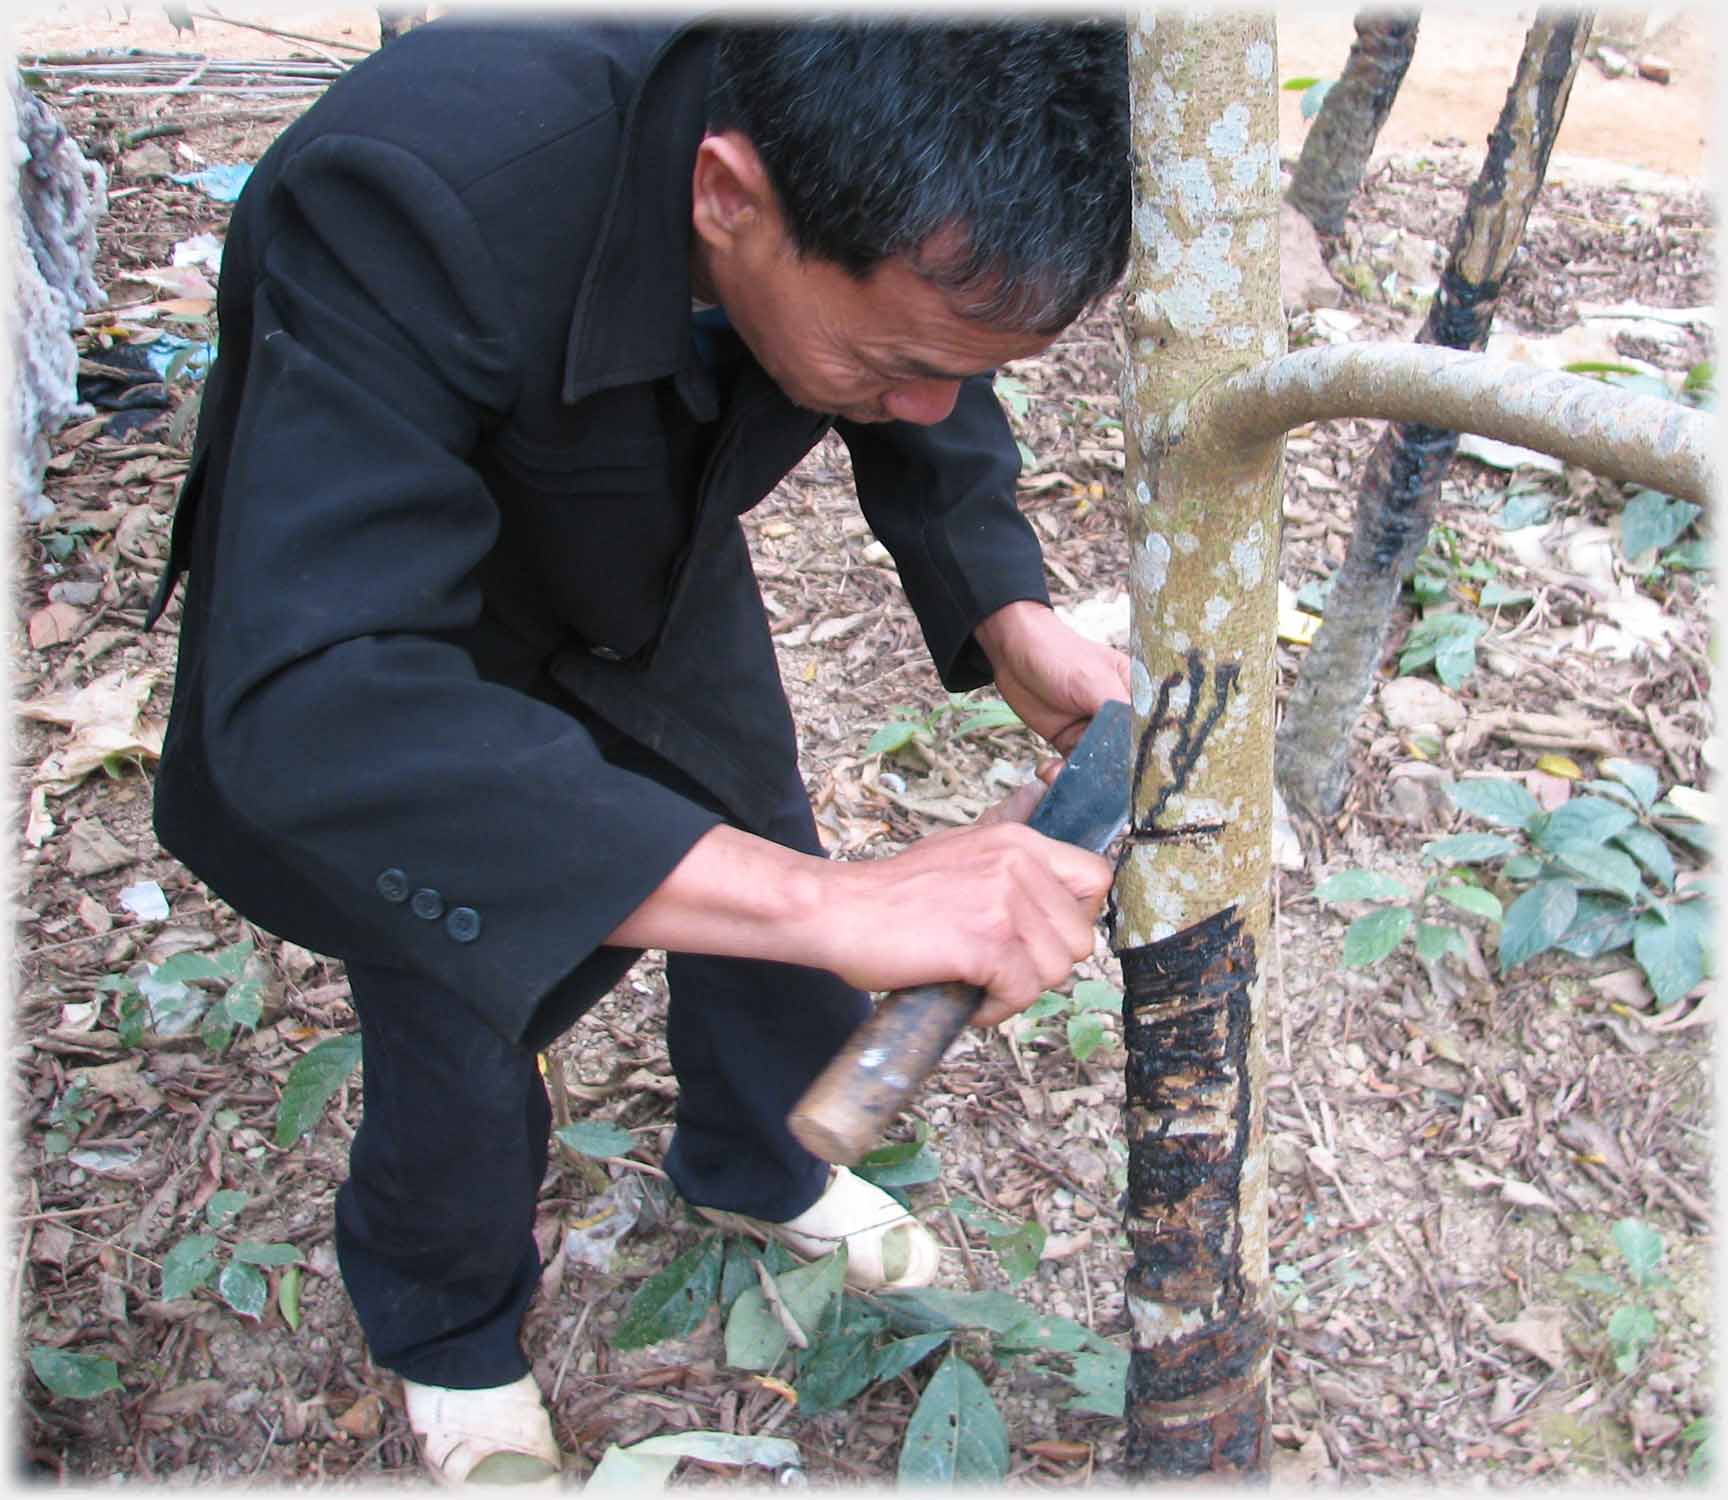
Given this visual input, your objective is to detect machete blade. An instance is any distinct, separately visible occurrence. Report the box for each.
[1024,698,1132,855]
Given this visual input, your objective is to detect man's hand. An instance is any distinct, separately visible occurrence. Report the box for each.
[975,600,1130,754]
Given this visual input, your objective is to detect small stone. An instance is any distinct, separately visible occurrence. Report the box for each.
[1636,55,1672,84]
[77,893,114,934]
[1595,45,1632,76]
[1379,677,1466,731]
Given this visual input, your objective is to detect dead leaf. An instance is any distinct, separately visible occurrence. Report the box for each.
[75,1057,165,1112]
[1523,770,1573,811]
[30,1223,75,1267]
[66,818,135,877]
[143,1379,225,1418]
[1588,967,1654,1010]
[1040,1230,1095,1261]
[1499,1178,1558,1213]
[1026,1440,1092,1462]
[22,669,164,799]
[1554,1116,1634,1181]
[77,893,114,934]
[1487,1306,1568,1370]
[333,1392,383,1440]
[29,603,85,649]
[1535,753,1583,780]
[1453,1159,1502,1192]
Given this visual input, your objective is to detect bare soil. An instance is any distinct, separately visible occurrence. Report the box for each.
[9,6,1717,1490]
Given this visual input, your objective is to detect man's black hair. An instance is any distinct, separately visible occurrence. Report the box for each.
[707,19,1130,336]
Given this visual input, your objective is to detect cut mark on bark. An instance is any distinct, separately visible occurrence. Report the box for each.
[1128,650,1240,835]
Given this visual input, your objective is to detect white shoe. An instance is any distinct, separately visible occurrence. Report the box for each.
[697,1166,940,1291]
[401,1373,562,1487]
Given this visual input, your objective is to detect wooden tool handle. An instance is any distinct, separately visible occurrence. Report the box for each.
[787,980,982,1165]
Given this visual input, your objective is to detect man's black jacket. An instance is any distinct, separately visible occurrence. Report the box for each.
[150,15,1050,1047]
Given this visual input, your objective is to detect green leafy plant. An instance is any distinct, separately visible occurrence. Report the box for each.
[1319,759,1711,1003]
[1019,978,1121,1063]
[160,1189,303,1320]
[851,1122,942,1209]
[865,691,1026,760]
[945,1197,1047,1286]
[993,373,1038,471]
[96,939,267,1052]
[1565,1218,1670,1375]
[41,1079,96,1156]
[28,1347,123,1400]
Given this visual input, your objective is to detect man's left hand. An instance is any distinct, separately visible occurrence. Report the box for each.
[974,599,1131,755]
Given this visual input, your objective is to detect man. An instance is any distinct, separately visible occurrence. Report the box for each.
[147,12,1131,1483]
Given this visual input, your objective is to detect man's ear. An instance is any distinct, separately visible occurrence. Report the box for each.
[690,131,777,257]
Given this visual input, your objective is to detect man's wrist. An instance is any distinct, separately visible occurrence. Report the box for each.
[974,598,1054,667]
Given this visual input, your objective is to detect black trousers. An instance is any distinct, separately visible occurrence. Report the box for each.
[332,731,870,1389]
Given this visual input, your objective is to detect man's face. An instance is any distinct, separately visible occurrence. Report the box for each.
[691,134,1055,425]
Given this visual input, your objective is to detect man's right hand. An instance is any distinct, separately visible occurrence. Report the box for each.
[815,818,1111,1026]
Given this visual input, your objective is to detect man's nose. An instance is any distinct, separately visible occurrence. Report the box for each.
[882,378,962,426]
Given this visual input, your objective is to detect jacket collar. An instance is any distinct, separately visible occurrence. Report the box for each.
[561,20,720,416]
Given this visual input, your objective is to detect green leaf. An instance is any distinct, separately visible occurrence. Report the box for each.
[1342,906,1413,966]
[1498,881,1579,971]
[1069,979,1121,1013]
[1552,845,1644,902]
[720,1239,768,1312]
[1282,75,1324,90]
[1435,883,1503,922]
[793,1331,878,1414]
[29,1348,122,1400]
[1448,778,1541,830]
[1066,1012,1108,1062]
[898,1354,1009,1484]
[1434,626,1484,689]
[1662,538,1712,572]
[871,1331,950,1386]
[1611,1219,1665,1287]
[1060,1346,1129,1416]
[1477,580,1533,608]
[1599,758,1660,810]
[614,1235,724,1351]
[1633,910,1705,1007]
[853,1141,940,1188]
[876,1287,1042,1339]
[204,1190,249,1227]
[990,1221,1047,1286]
[1414,922,1464,963]
[149,952,227,985]
[554,1121,636,1158]
[161,1235,219,1301]
[1420,832,1518,865]
[1298,79,1334,119]
[1554,894,1638,959]
[1534,797,1638,851]
[1613,825,1676,890]
[279,1265,302,1332]
[220,977,265,1031]
[867,721,923,756]
[954,701,1023,736]
[1315,870,1410,903]
[274,1033,362,1147]
[1620,489,1700,563]
[1020,990,1069,1024]
[1607,1304,1659,1371]
[232,1241,302,1267]
[1563,1268,1621,1295]
[218,1261,269,1319]
[723,1286,788,1372]
[1501,854,1545,882]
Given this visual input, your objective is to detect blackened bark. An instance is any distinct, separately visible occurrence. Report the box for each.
[1276,10,1596,825]
[1286,10,1421,237]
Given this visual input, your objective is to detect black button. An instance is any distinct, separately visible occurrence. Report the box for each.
[410,887,445,921]
[376,868,409,903]
[446,907,482,944]
[589,644,622,661]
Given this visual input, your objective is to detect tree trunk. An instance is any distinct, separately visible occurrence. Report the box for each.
[1287,9,1421,237]
[1275,9,1595,826]
[1116,11,1282,1479]
[10,69,107,522]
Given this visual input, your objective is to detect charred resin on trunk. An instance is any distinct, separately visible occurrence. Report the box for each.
[1276,10,1594,824]
[1118,910,1270,1476]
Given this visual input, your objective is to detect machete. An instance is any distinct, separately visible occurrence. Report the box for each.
[787,699,1133,1165]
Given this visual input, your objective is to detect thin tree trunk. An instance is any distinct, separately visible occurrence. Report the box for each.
[1287,9,1421,236]
[1275,9,1595,826]
[1116,11,1282,1479]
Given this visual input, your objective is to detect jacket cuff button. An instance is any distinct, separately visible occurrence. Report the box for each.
[446,907,482,944]
[377,868,409,902]
[411,887,446,921]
